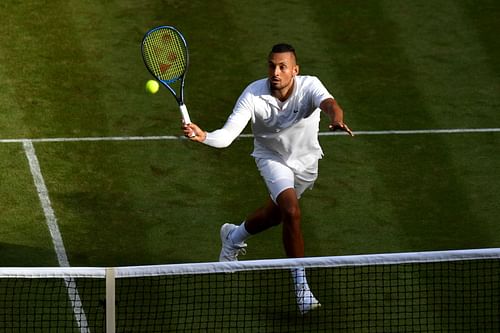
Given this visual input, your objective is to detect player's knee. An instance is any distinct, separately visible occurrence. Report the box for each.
[275,188,301,224]
[281,204,301,223]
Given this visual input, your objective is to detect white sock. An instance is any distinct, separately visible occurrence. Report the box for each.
[291,267,309,289]
[229,222,251,244]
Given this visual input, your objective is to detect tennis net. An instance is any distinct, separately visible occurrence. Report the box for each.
[0,248,499,332]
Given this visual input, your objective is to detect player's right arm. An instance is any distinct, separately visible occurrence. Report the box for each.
[182,90,253,147]
[183,118,247,148]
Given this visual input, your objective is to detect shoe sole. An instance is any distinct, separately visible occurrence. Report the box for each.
[301,301,321,315]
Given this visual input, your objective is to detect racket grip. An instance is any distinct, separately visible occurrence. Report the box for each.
[179,104,191,124]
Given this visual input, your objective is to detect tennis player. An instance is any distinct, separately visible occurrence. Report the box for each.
[183,43,353,314]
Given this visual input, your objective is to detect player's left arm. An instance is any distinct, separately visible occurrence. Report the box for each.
[320,98,354,136]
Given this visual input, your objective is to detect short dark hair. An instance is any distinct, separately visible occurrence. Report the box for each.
[269,43,297,61]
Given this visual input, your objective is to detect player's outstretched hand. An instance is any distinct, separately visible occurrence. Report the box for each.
[329,122,354,136]
[182,123,207,142]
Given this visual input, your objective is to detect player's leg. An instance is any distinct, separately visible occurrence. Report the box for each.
[281,167,320,314]
[244,198,281,234]
[274,188,320,314]
[219,158,293,261]
[237,158,298,246]
[219,198,281,261]
[241,169,314,258]
[276,188,304,258]
[229,187,303,257]
[229,187,302,255]
[219,158,316,263]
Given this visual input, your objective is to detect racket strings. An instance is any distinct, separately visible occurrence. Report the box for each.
[142,29,187,82]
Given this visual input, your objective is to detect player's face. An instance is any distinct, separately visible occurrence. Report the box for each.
[268,52,299,97]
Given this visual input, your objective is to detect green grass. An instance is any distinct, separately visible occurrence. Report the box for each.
[0,0,499,330]
[0,1,500,266]
[0,145,57,266]
[0,0,498,263]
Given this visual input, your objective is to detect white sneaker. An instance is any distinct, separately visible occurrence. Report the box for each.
[219,223,247,262]
[296,284,321,315]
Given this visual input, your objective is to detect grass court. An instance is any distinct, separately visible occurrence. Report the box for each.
[0,0,499,305]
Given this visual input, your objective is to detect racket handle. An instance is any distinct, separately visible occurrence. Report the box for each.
[179,103,191,124]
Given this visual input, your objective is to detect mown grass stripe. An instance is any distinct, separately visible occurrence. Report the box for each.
[307,1,498,251]
[381,0,500,129]
[378,0,499,248]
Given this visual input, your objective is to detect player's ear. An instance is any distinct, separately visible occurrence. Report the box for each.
[293,64,299,76]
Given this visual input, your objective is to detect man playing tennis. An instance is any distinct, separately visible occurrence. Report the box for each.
[183,43,353,314]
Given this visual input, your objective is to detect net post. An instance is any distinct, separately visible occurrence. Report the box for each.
[106,267,116,333]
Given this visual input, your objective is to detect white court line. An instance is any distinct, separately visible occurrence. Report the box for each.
[321,128,500,136]
[23,140,70,266]
[23,140,90,333]
[1,128,500,143]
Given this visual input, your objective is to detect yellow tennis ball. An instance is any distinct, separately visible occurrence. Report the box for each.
[145,80,159,94]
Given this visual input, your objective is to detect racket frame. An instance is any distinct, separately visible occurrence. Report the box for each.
[141,25,191,124]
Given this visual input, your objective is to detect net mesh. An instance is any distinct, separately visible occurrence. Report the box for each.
[0,276,104,332]
[0,249,499,332]
[142,27,188,82]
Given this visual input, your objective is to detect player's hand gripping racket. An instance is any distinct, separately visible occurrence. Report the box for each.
[141,26,192,125]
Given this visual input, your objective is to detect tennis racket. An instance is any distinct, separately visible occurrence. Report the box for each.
[141,26,191,124]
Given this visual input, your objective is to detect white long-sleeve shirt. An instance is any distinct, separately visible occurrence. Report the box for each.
[203,75,333,173]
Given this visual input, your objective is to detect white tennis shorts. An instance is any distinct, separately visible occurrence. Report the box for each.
[256,157,318,203]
